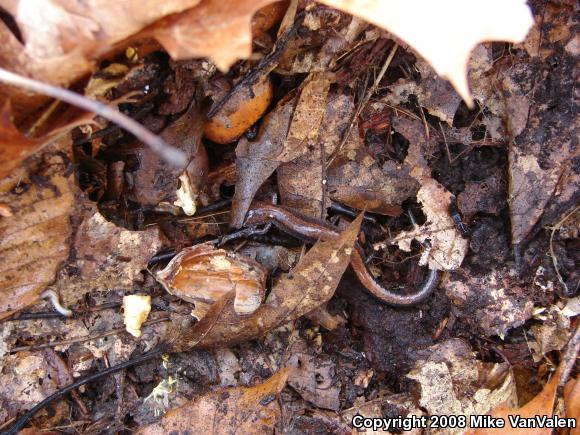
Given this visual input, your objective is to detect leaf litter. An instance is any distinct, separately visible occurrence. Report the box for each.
[0,0,578,433]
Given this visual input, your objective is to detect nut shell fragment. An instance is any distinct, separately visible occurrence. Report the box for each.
[155,244,267,319]
[204,77,273,144]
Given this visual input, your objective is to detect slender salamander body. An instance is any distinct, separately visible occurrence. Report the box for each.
[245,203,440,306]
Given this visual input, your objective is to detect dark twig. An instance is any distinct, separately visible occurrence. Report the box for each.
[5,346,167,435]
[9,317,169,353]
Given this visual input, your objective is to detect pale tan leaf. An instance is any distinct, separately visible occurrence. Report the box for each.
[136,368,289,434]
[0,138,75,320]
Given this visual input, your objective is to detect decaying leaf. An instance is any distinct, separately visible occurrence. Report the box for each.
[136,368,289,434]
[129,101,207,207]
[320,0,533,105]
[156,243,267,320]
[278,87,350,217]
[443,268,535,337]
[466,370,560,435]
[53,204,163,307]
[0,350,71,424]
[231,93,296,227]
[0,139,75,320]
[172,213,362,351]
[385,116,468,270]
[151,0,278,71]
[391,178,468,270]
[529,305,572,363]
[278,88,413,218]
[408,339,516,435]
[286,339,341,411]
[0,102,41,180]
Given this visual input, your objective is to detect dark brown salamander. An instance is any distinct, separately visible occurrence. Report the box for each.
[245,203,440,307]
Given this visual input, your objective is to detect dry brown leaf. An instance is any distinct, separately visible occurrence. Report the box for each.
[129,101,207,207]
[278,88,352,217]
[0,138,75,320]
[0,350,71,423]
[0,102,41,180]
[564,377,580,435]
[408,339,516,435]
[0,0,201,120]
[136,368,289,434]
[466,371,560,435]
[319,0,534,105]
[443,268,535,337]
[231,93,296,228]
[54,206,163,308]
[172,213,362,351]
[286,339,341,411]
[151,0,276,71]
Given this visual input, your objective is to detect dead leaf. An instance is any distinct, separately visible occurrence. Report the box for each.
[392,178,468,270]
[54,205,163,307]
[136,368,289,434]
[231,92,296,228]
[529,306,572,362]
[286,339,341,411]
[0,138,74,320]
[278,88,351,217]
[564,377,580,435]
[320,0,534,105]
[151,0,277,71]
[0,102,43,180]
[0,350,70,423]
[443,268,535,337]
[172,213,362,351]
[466,370,560,435]
[0,0,201,121]
[129,101,207,207]
[408,339,516,435]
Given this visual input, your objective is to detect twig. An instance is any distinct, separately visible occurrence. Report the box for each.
[326,43,399,168]
[0,67,186,167]
[9,317,169,353]
[440,121,454,164]
[549,205,579,296]
[4,346,166,435]
[558,323,580,388]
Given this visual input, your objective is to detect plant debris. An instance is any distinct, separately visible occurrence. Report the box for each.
[0,0,578,433]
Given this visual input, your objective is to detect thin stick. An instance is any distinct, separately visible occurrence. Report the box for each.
[9,317,169,353]
[0,68,186,167]
[5,346,166,435]
[549,205,579,296]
